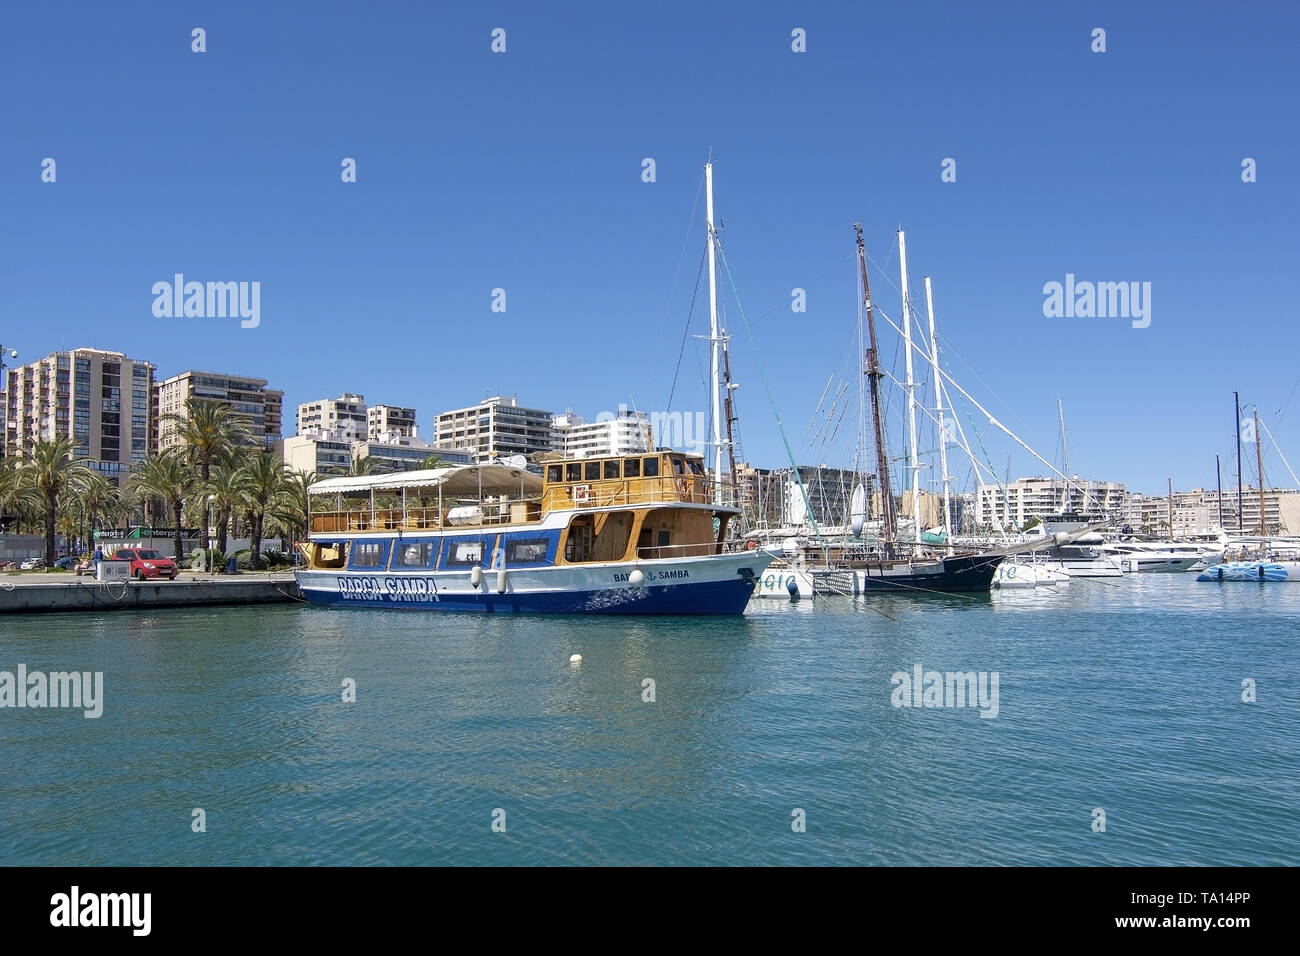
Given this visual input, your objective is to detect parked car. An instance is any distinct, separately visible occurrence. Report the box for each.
[52,556,79,570]
[113,548,179,581]
[18,557,46,571]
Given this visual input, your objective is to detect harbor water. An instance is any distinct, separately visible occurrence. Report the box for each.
[2,575,1297,865]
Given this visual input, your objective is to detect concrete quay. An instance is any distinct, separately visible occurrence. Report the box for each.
[0,572,303,613]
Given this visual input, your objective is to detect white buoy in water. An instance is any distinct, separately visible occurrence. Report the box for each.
[628,568,645,586]
[569,654,582,663]
[470,566,483,589]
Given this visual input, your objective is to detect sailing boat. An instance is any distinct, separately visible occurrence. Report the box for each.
[826,225,1008,594]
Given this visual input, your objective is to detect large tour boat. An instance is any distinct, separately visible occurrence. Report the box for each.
[295,452,774,614]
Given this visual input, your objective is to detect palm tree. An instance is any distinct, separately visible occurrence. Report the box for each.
[419,453,444,471]
[72,472,120,556]
[0,459,35,533]
[351,455,378,477]
[242,451,288,569]
[206,462,254,556]
[108,486,140,535]
[131,453,193,561]
[162,398,250,483]
[271,470,318,550]
[56,511,79,556]
[27,438,92,563]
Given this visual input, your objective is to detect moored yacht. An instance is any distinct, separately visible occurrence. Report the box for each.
[993,559,1072,589]
[1101,541,1218,573]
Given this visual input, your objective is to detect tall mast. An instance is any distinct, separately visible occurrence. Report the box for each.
[924,276,952,552]
[1058,398,1070,512]
[856,224,896,552]
[705,162,723,506]
[1216,454,1223,529]
[898,229,920,543]
[721,335,739,509]
[1235,391,1243,530]
[1255,407,1266,535]
[1167,476,1174,541]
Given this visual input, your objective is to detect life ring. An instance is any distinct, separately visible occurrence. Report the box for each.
[746,539,758,551]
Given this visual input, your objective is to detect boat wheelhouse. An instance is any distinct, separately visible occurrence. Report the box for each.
[295,451,774,614]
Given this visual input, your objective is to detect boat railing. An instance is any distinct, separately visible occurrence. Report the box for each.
[308,477,720,535]
[542,476,713,511]
[309,500,543,535]
[635,541,723,560]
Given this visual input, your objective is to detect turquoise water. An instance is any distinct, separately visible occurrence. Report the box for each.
[2,576,1297,865]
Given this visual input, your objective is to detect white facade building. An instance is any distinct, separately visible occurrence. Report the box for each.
[551,407,651,459]
[297,393,369,443]
[435,396,554,463]
[975,476,1128,529]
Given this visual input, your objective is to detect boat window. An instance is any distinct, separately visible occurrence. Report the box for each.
[585,461,601,481]
[350,542,387,568]
[547,465,562,483]
[624,458,640,478]
[686,459,704,476]
[441,538,489,567]
[395,541,435,567]
[505,537,552,564]
[672,458,685,475]
[603,460,620,479]
[565,463,582,483]
[643,457,659,477]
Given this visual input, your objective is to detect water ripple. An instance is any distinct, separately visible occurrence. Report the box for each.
[1,575,1297,865]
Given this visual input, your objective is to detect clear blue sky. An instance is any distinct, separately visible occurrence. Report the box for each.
[3,1,1298,497]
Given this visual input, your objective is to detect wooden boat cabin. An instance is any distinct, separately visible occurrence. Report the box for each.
[302,452,735,572]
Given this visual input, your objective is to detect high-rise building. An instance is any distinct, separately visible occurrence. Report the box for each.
[297,393,369,443]
[155,370,284,454]
[368,404,417,440]
[731,462,877,530]
[975,476,1127,530]
[551,407,651,459]
[3,348,155,485]
[435,396,553,463]
[1121,485,1300,536]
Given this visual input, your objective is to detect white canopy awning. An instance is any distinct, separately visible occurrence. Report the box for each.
[310,464,542,498]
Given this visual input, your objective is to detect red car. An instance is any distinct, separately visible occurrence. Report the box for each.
[114,547,179,581]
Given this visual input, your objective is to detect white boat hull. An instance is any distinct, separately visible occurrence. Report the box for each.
[754,567,816,600]
[296,551,773,614]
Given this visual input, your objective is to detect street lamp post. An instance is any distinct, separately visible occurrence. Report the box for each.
[207,494,216,573]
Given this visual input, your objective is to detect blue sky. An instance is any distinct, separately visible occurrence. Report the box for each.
[3,1,1298,496]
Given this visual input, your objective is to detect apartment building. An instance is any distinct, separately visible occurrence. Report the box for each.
[4,348,154,485]
[156,370,284,453]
